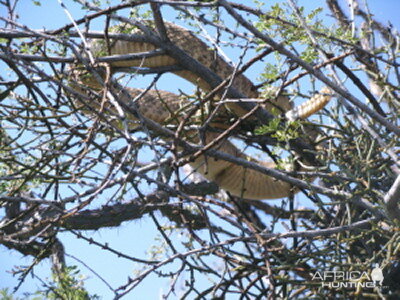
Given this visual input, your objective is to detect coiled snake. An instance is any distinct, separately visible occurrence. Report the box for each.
[69,22,332,200]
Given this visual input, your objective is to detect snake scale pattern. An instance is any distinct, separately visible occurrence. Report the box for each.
[70,22,332,200]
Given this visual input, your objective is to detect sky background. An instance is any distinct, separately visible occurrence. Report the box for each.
[1,0,400,299]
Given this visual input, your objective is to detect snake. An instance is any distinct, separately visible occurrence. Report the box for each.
[69,21,332,200]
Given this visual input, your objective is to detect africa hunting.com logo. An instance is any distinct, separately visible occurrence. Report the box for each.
[311,264,384,289]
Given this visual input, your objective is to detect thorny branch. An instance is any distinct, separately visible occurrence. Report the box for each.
[0,0,399,298]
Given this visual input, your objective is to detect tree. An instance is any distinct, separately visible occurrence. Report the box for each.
[0,0,399,298]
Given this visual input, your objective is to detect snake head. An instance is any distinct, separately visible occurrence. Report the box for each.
[68,63,109,90]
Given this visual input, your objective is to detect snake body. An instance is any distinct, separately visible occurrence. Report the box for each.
[71,22,331,200]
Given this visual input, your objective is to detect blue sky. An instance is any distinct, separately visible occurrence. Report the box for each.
[1,0,399,299]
